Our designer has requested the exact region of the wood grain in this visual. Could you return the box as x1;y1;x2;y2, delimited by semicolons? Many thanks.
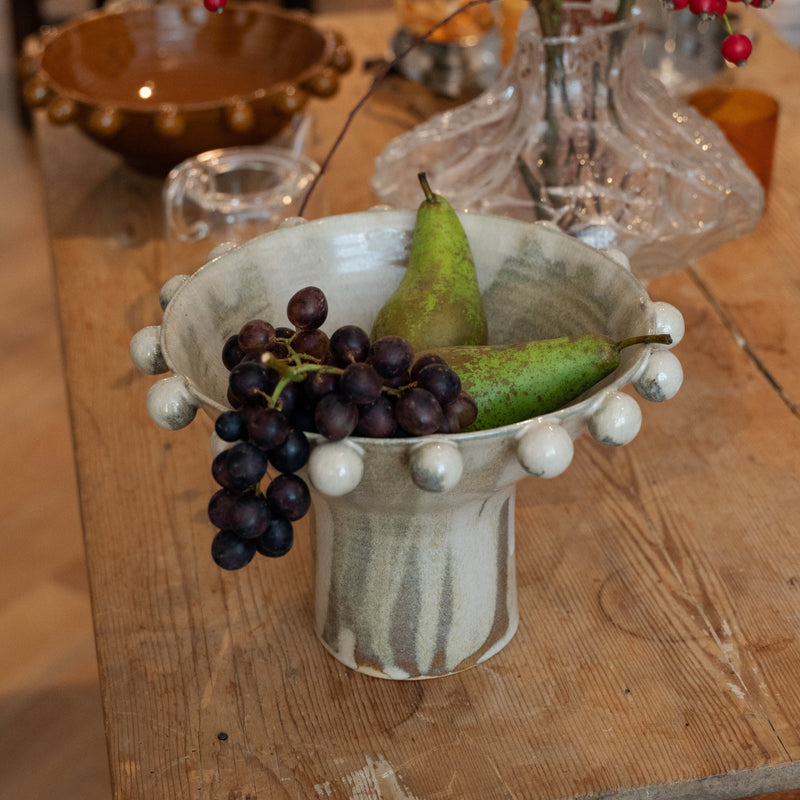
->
31;7;800;799
680;7;800;413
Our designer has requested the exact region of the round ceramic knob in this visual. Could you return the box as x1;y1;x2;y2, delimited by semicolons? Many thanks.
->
130;325;167;375
87;106;123;137
517;422;574;478
409;441;463;493
633;349;684;402
155;107;186;138
159;274;189;310
307;440;364;497
146;376;198;430
47;95;78;125
225;100;255;133
22;76;50;107
305;67;339;97
272;85;309;115
330;43;353;73
588;391;642;446
17;54;39;80
653;301;685;346
601;247;631;270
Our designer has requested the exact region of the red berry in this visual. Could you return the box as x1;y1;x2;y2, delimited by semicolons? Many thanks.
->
203;0;227;11
689;0;722;17
663;0;689;8
721;33;753;65
713;0;728;13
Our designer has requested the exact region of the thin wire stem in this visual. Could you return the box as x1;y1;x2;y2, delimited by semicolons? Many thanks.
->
297;0;493;217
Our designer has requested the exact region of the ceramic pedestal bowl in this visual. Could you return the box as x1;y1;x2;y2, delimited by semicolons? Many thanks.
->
19;1;351;174
130;209;684;680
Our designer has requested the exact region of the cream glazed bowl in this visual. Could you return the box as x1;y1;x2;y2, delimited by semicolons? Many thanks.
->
130;209;684;680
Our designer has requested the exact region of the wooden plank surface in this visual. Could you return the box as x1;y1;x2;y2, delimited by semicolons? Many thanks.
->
680;7;800;413
34;7;800;800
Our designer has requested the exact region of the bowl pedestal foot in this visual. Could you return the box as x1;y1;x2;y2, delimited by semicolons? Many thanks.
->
310;484;519;680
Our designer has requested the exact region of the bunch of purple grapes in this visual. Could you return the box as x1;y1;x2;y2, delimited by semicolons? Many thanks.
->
207;286;477;570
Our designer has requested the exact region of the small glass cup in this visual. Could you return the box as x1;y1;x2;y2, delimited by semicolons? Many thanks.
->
688;88;779;196
163;145;325;267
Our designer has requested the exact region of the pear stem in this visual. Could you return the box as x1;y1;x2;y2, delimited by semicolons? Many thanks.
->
418;172;436;203
617;333;673;350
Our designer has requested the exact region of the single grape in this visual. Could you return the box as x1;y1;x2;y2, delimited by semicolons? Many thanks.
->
339;362;383;405
211;449;234;488
204;0;227;12
305;369;339;399
273;379;305;417
208;488;237;528
267;429;310;473
291;328;330;360
287;286;328;330
275;326;295;340
214;442;268;490
246;406;289;450
228;492;272;540
367;336;414;378
215;410;246;442
314;392;359;440
228;361;273;403
238;319;276;354
222;334;245;370
256;517;294;558
410;352;447;380
266;474;311;521
440;392;478;433
416;363;462;406
355;395;397;438
395;387;443;435
329;324;371;365
211;529;256;570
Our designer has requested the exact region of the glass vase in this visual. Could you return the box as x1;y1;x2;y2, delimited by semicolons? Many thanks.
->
372;3;764;282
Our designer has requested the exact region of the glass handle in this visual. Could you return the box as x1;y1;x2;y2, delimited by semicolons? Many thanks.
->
163;165;210;243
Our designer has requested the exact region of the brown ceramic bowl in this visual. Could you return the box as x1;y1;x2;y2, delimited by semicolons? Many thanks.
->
19;1;352;174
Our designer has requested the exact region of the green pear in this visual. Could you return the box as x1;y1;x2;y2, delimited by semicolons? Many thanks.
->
431;333;672;431
371;173;488;351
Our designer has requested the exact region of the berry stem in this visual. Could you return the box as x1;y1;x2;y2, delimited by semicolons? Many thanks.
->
722;12;733;34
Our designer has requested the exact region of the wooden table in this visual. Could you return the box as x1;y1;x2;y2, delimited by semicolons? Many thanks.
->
34;6;800;799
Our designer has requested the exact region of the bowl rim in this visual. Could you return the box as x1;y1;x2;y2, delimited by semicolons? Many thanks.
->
36;0;338;113
159;209;660;445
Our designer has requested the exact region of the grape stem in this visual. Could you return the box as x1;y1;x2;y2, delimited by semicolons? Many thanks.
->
260;349;420;409
261;352;342;409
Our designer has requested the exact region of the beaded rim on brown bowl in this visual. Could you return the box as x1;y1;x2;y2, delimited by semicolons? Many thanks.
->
18;1;352;174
